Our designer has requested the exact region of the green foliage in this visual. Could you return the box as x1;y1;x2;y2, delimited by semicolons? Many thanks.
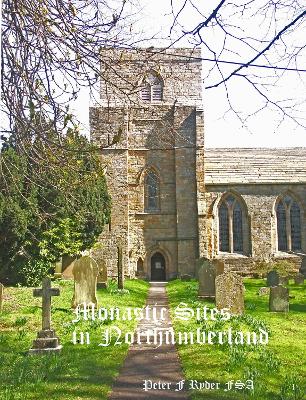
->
167;278;306;400
18;259;52;287
0;279;149;400
39;218;83;260
280;375;304;400
0;131;111;285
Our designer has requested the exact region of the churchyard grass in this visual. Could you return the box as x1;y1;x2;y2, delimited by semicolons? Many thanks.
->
167;279;306;400
0;279;149;400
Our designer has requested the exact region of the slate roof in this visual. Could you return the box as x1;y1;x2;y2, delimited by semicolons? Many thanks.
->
205;148;306;184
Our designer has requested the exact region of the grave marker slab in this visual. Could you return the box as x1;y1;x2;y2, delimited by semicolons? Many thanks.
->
269;285;289;312
54;258;62;279
266;270;279;287
96;258;108;289
279;276;289;286
294;273;304;285
216;272;245;315
198;258;216;298
29;277;62;354
72;256;98;308
211;259;225;276
117;246;124;289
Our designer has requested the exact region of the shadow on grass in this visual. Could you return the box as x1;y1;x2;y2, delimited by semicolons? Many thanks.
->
290;303;306;312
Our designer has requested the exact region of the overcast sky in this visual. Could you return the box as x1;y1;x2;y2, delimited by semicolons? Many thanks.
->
73;0;306;148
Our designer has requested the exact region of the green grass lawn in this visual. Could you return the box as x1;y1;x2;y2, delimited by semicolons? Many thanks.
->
167;279;306;400
0;279;149;400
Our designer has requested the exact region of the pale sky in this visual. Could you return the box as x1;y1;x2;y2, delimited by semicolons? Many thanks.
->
72;0;306;148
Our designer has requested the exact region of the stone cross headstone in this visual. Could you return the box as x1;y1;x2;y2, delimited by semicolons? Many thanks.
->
269;285;289;312
0;283;4;312
72;256;99;308
117;246;124;289
215;272;245;315
96;258;108;289
29;277;62;354
294;273;304;285
266;270;279;287
198;258;216;298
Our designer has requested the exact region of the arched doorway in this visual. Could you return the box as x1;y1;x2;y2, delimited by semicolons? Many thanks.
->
151;252;166;281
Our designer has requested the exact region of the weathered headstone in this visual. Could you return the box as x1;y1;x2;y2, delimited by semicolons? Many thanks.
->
266;270;279;287
279;276;289;285
215;272;245;315
301;255;306;278
181;274;192;281
117;246;124;289
0;283;4;312
211;259;225;276
258;287;270;296
198;258;216;298
54;258;62;279
29;277;62;354
96;258;108;289
72;256;99;308
269;285;289;312
294;273;304;285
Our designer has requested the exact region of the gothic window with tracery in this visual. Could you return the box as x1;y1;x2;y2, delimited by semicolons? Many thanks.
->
218;194;246;253
276;195;301;251
140;71;163;102
144;170;160;211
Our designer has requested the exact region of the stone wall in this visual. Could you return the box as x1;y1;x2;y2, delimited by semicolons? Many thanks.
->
202;183;306;274
89;48;205;279
95;47;203;112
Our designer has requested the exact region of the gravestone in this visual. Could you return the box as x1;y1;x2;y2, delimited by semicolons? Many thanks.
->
266;270;279;287
29;277;62;354
211;259;225;276
0;283;4;312
96;258;108;289
269;285;289;312
279;276;289;285
54;258;62;279
72;256;99;308
117;246;124;289
181;274;192;281
294;273;304;285
215;272;245;315
198;258;216;298
301;255;306;278
258;287;270;296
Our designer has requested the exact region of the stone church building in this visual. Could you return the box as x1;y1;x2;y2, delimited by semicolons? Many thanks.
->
89;48;306;280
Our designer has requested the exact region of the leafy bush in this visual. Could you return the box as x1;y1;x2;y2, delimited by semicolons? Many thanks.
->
18;259;52;286
0;131;111;285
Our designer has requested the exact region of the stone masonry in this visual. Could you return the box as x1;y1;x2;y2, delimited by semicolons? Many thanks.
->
89;48;306;280
90;48;205;280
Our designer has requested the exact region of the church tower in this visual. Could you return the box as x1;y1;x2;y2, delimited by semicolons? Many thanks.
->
90;47;205;280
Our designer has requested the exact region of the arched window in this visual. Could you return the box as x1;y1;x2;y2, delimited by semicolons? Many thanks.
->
144;170;160;211
276;195;301;251
140;71;163;102
218;194;246;253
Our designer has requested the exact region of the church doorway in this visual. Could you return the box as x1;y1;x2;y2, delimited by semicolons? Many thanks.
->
151;252;166;281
